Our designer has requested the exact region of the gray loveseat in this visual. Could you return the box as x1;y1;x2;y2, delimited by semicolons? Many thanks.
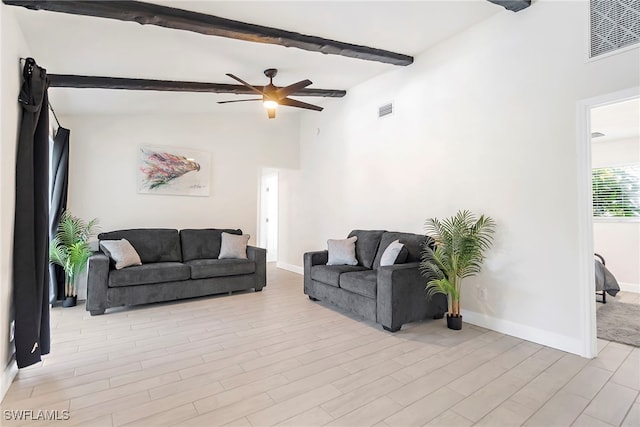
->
304;230;447;332
86;228;266;315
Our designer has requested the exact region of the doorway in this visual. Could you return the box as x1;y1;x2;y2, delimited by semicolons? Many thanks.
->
591;98;640;347
576;87;640;358
259;173;278;263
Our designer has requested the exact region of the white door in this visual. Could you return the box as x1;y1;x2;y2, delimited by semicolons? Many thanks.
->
259;174;278;262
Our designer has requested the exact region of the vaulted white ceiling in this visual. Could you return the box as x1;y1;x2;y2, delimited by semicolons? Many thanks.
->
11;1;502;115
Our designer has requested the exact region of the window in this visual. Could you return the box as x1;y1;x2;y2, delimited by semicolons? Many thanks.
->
592;164;640;218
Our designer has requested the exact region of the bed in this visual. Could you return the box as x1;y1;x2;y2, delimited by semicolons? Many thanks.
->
595;253;620;303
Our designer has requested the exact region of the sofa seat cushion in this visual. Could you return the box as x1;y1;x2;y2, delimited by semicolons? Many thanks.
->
186;259;256;279
310;265;367;287
339;270;378;299
108;262;190;287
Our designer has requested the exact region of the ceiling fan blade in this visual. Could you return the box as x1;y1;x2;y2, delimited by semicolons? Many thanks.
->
276;79;312;99
225;73;265;96
267;108;276;119
279;97;323;111
217;98;262;104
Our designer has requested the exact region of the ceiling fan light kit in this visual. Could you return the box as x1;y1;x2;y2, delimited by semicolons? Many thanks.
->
263;100;278;109
220;68;324;119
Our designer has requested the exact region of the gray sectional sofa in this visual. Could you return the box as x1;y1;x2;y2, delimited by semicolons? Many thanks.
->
304;230;447;332
86;228;266;315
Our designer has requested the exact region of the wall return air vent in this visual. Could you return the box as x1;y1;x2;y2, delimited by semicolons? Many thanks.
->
378;102;393;118
590;0;640;58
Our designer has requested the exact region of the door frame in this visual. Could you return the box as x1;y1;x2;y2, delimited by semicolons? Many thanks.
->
575;86;640;358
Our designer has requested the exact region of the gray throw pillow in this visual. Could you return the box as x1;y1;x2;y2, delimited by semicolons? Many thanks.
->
219;232;250;259
379;240;406;267
100;239;142;270
327;236;358;266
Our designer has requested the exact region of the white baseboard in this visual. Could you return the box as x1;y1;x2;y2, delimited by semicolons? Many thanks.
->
276;262;303;275
1;359;18;402
619;282;640;294
461;309;587;357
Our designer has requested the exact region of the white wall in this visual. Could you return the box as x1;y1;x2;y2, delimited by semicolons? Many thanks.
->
63;113;299;242
0;4;31;401
592;137;640;290
63;113;298;299
279;0;640;356
592;138;640;167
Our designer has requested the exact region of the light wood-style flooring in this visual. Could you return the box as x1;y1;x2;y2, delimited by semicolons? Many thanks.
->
1;266;639;426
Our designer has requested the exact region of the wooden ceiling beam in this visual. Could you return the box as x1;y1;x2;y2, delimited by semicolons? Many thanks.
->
486;0;531;12
4;0;414;66
48;74;347;98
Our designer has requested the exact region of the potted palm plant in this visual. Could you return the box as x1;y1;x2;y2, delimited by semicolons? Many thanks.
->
50;211;99;307
420;210;495;330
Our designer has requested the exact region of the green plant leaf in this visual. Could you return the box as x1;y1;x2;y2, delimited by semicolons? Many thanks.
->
421;210;495;311
49;211;99;295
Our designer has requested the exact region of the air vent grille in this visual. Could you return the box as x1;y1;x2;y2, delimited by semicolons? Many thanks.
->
590;0;640;58
378;103;393;118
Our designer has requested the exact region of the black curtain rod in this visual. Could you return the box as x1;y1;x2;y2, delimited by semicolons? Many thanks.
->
19;57;62;128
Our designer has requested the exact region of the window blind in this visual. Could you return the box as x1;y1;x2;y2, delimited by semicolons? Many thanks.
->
592;163;640;217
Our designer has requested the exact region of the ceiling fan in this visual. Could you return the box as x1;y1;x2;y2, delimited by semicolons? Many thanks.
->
218;68;323;119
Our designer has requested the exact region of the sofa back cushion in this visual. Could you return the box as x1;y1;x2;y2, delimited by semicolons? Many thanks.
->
347;230;385;269
373;231;433;269
180;229;243;261
98;229;182;263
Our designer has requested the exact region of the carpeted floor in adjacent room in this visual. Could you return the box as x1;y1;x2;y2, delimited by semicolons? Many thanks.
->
597;291;640;348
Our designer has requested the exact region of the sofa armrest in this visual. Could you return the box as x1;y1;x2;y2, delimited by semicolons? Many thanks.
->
86;252;110;315
303;250;328;296
248;246;267;290
377;262;447;331
304;250;328;268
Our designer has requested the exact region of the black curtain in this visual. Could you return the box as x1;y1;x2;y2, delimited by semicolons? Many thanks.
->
13;58;51;368
49;127;70;303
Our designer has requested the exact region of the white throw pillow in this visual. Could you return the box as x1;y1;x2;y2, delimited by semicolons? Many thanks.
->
100;239;142;270
379;240;405;267
327;236;358;266
219;232;250;259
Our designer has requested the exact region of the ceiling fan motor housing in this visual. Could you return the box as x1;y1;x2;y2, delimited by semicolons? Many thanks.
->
264;68;278;79
263;69;279;102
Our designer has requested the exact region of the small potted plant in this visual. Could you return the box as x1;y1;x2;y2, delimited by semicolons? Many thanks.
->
50;211;99;307
420;210;495;330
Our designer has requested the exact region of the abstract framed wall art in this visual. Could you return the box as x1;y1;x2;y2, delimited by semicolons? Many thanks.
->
138;145;211;196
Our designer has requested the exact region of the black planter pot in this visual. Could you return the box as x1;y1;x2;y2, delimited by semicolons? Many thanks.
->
62;296;77;308
446;314;463;330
